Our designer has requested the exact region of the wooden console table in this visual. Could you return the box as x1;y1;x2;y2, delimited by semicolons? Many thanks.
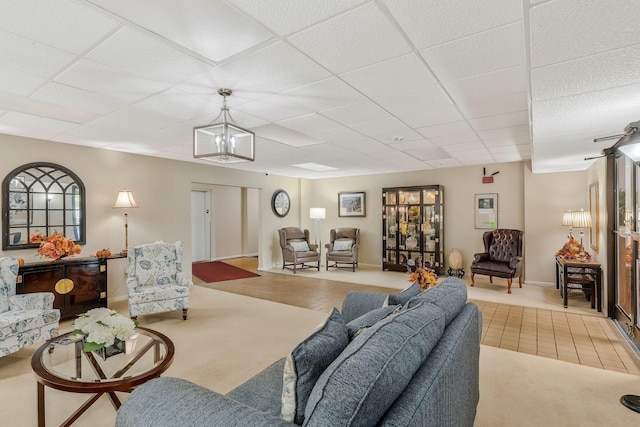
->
17;256;124;319
555;255;602;312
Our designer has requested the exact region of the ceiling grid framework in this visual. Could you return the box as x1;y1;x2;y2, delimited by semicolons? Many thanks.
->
0;0;637;177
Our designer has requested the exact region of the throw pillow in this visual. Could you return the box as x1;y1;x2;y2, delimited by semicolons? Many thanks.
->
289;241;310;252
345;305;401;340
387;282;421;306
281;308;348;424
333;239;353;251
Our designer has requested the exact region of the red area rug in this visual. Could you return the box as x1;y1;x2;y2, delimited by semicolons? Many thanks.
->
192;261;259;283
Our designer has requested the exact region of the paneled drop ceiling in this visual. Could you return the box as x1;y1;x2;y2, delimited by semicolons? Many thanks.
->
0;0;639;178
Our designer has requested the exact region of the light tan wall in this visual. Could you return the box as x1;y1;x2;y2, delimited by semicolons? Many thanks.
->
0;133;300;302
586;158;608;314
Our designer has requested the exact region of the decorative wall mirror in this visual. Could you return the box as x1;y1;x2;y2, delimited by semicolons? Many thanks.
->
2;162;86;250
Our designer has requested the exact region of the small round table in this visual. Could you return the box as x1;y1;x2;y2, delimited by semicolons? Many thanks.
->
31;326;174;427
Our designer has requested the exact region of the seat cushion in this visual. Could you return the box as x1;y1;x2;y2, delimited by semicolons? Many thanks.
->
128;284;190;304
471;261;514;276
303;301;445;427
0;309;60;338
282;308;348;424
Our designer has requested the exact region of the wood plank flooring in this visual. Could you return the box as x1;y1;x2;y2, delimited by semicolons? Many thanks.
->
196;257;640;375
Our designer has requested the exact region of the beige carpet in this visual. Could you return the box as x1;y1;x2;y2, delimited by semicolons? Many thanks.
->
1;285;639;426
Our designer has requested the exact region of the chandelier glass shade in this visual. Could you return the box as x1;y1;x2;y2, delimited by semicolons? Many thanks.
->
193;89;255;164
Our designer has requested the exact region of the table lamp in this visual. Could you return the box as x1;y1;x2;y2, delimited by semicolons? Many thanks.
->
571;209;591;253
309;207;326;249
113;189;138;255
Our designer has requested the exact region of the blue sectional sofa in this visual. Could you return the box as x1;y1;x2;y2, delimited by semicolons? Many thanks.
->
116;277;481;426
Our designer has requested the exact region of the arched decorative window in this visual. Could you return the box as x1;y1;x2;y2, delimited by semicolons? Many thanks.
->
2;162;85;250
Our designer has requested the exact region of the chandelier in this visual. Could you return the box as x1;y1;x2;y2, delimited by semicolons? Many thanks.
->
193;88;255;163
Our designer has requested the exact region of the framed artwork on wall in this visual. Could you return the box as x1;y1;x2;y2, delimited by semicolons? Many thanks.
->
474;193;498;229
338;191;366;217
589;181;599;251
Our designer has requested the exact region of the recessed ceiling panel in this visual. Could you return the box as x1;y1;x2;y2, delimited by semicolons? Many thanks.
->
443;67;528;105
87;0;275;63
282;78;365;112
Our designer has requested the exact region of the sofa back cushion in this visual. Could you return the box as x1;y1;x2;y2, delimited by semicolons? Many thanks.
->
387;282;421;306
406;277;467;326
281;308;348;425
0;257;19;313
128;241;180;287
303;301;445;427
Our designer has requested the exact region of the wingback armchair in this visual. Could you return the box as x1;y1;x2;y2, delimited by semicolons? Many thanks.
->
127;241;192;320
470;229;524;294
325;228;360;272
0;257;60;356
278;227;320;273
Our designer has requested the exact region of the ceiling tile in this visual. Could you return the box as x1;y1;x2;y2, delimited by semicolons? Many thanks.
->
477;125;530;140
135;88;216;119
288;2;411;74
531;44;640;102
88;0;274;63
430;133;480;147
33;82;126;115
0;111;78;139
351;118;424;144
282;77;365;111
218;41;331;93
375;85;453;115
416;121;474;138
0;30;76;79
321;101;390;127
420;22;525;82
0;68;46;96
395;104;463;128
468;111;529;132
443;66;528;105
383;0;522;49
225;0;367;36
455;92;528;119
235;94;313;122
55;59;170;104
530;0;640;68
0;0;119;54
277;113;342;135
86;27;210;84
340;53;437;99
87;105;186;135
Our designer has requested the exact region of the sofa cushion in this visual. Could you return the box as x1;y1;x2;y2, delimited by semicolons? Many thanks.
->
127;284;191;304
345;304;400;339
303;301;446;427
333;239;353;251
281;308;348;424
387;282;421;306
289;241;310;252
130;242;179;287
406;277;467;326
0;309;60;339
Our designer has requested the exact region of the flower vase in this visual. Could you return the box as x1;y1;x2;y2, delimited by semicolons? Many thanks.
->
92;338;126;360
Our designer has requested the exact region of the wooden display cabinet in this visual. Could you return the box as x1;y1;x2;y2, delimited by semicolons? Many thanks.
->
382;185;445;275
17;257;109;319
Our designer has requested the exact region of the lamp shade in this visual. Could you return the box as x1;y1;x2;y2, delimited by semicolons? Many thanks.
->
562;211;573;226
572;209;591;228
309;208;326;219
113;190;138;209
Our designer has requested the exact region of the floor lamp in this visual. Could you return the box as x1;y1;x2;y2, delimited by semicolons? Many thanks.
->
113;189;138;256
309;207;326;255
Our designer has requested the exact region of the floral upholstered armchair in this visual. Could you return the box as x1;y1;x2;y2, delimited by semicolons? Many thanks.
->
0;257;60;357
127;241;192;320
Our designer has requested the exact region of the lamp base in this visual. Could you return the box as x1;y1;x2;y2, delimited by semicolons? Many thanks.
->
621;394;640;413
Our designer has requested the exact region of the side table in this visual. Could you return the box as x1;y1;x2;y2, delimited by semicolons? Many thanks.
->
555;255;602;312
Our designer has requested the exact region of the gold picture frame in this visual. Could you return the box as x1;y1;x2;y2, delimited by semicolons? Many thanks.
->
589;181;599;252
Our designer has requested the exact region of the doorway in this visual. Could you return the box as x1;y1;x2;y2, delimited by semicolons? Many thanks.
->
191;190;211;262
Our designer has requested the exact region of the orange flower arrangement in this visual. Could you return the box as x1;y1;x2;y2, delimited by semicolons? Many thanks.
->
36;232;82;260
407;255;438;291
30;231;47;243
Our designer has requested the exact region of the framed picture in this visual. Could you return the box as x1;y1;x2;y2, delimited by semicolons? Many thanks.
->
475;193;498;229
589;181;599;252
338;191;366;217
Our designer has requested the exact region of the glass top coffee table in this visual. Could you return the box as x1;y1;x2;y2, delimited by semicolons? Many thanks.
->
31;326;174;427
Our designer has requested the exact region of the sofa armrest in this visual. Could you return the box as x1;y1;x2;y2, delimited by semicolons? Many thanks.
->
9;292;54;310
509;256;523;269
472;252;490;263
341;291;388;323
177;272;193;288
116;377;294;427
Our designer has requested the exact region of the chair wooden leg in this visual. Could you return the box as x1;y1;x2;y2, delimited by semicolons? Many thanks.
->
507;278;512;294
131;316;138;321
489;276;493;284
470;273;475;286
352;262;355;272
519;275;523;288
317;261;320;271
182;308;188;320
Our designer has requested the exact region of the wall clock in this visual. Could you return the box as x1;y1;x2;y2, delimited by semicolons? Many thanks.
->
271;189;290;218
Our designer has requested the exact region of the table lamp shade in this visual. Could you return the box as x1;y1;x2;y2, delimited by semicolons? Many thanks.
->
562;211;573;226
113;190;138;209
310;208;326;219
572;209;591;228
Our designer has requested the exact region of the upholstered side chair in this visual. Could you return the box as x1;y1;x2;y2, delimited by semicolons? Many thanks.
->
325;228;360;272
470;229;524;293
0;257;60;356
127;241;192;320
278;227;320;273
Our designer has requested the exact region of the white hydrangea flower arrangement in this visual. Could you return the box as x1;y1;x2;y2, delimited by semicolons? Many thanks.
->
73;307;138;352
